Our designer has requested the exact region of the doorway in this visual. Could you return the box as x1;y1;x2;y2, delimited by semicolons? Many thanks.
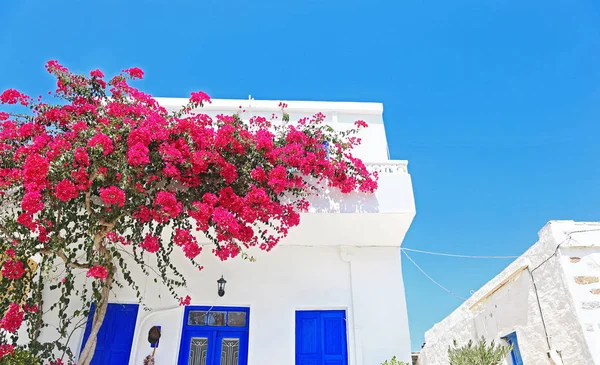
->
178;306;250;365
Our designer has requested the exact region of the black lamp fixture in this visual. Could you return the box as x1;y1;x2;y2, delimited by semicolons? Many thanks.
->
217;275;227;297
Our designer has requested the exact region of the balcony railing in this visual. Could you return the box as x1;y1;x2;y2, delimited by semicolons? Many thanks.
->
365;160;408;174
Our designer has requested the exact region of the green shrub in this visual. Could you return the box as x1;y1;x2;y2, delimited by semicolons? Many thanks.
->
381;356;410;365
448;337;511;365
0;349;41;365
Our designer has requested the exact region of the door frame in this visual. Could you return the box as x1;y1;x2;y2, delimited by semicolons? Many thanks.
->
178;306;250;365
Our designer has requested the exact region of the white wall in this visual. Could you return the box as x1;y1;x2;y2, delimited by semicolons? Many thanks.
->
560;244;600;364
37;245;411;365
342;247;412;364
419;221;600;365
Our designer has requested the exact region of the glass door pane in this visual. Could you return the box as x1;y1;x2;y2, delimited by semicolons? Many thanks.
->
216;332;246;365
220;338;240;365
188;337;209;365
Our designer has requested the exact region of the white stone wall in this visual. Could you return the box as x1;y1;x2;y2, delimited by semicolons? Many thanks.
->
419;221;600;365
37;245;412;365
560;243;600;363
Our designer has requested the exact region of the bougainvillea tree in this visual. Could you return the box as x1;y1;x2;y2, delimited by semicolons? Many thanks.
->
0;61;377;364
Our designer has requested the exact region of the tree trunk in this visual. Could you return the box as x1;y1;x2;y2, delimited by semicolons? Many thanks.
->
77;267;113;365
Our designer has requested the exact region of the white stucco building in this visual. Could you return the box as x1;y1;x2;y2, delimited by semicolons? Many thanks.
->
419;220;600;365
36;98;416;365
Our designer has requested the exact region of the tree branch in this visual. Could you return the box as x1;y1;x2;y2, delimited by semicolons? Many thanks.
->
54;249;91;269
85;174;97;216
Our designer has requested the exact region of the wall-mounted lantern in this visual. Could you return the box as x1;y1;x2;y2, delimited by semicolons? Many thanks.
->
217;275;227;297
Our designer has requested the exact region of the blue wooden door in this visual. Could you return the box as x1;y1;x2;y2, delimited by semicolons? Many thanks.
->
296;310;348;365
80;303;139;365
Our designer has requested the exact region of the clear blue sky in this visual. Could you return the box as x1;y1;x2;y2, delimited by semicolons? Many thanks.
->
1;0;599;352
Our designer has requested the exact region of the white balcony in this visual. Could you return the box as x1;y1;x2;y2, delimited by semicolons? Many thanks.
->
284;160;416;248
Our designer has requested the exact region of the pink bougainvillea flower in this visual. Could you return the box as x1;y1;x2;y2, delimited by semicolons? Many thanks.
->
22;154;49;186
1;260;25;280
179;295;191;306
153;191;182;219
0;89;30;105
1;303;24;333
354;120;368;128
21;191;44;214
127;142;150;166
123;67;144;79
23;304;38;313
88;133;114;155
140;234;160;253
99;186;125;207
55;179;78;201
89;69;104;78
86;265;108;280
0;344;14;359
190;91;211;104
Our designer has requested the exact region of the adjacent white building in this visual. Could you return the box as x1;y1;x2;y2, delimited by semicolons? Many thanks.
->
419;220;600;365
37;98;416;365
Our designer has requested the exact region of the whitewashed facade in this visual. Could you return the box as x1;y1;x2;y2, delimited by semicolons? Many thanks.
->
419;220;600;365
35;98;416;365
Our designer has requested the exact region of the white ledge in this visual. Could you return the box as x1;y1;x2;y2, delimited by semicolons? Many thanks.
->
155;97;384;115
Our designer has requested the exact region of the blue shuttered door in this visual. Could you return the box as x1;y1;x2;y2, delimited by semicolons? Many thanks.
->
296;311;348;365
80;303;139;365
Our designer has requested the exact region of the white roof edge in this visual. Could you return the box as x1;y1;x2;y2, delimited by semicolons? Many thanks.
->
154;97;384;115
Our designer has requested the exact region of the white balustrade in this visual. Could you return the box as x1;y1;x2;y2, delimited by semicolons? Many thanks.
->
365;161;408;174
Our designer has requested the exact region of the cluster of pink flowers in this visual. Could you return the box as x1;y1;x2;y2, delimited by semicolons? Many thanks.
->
99;186;125;207
0;344;14;359
179;295;191;306
123;67;144;79
0;89;30;105
174;229;202;259
86;265;108;280
154;191;183;219
106;232;130;245
140;234;160;253
22;303;38;313
1;260;25;280
88;133;114;155
55;179;78;201
0;303;23;333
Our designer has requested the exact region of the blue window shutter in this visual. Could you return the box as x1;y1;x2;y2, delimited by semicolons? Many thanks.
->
296;310;348;365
